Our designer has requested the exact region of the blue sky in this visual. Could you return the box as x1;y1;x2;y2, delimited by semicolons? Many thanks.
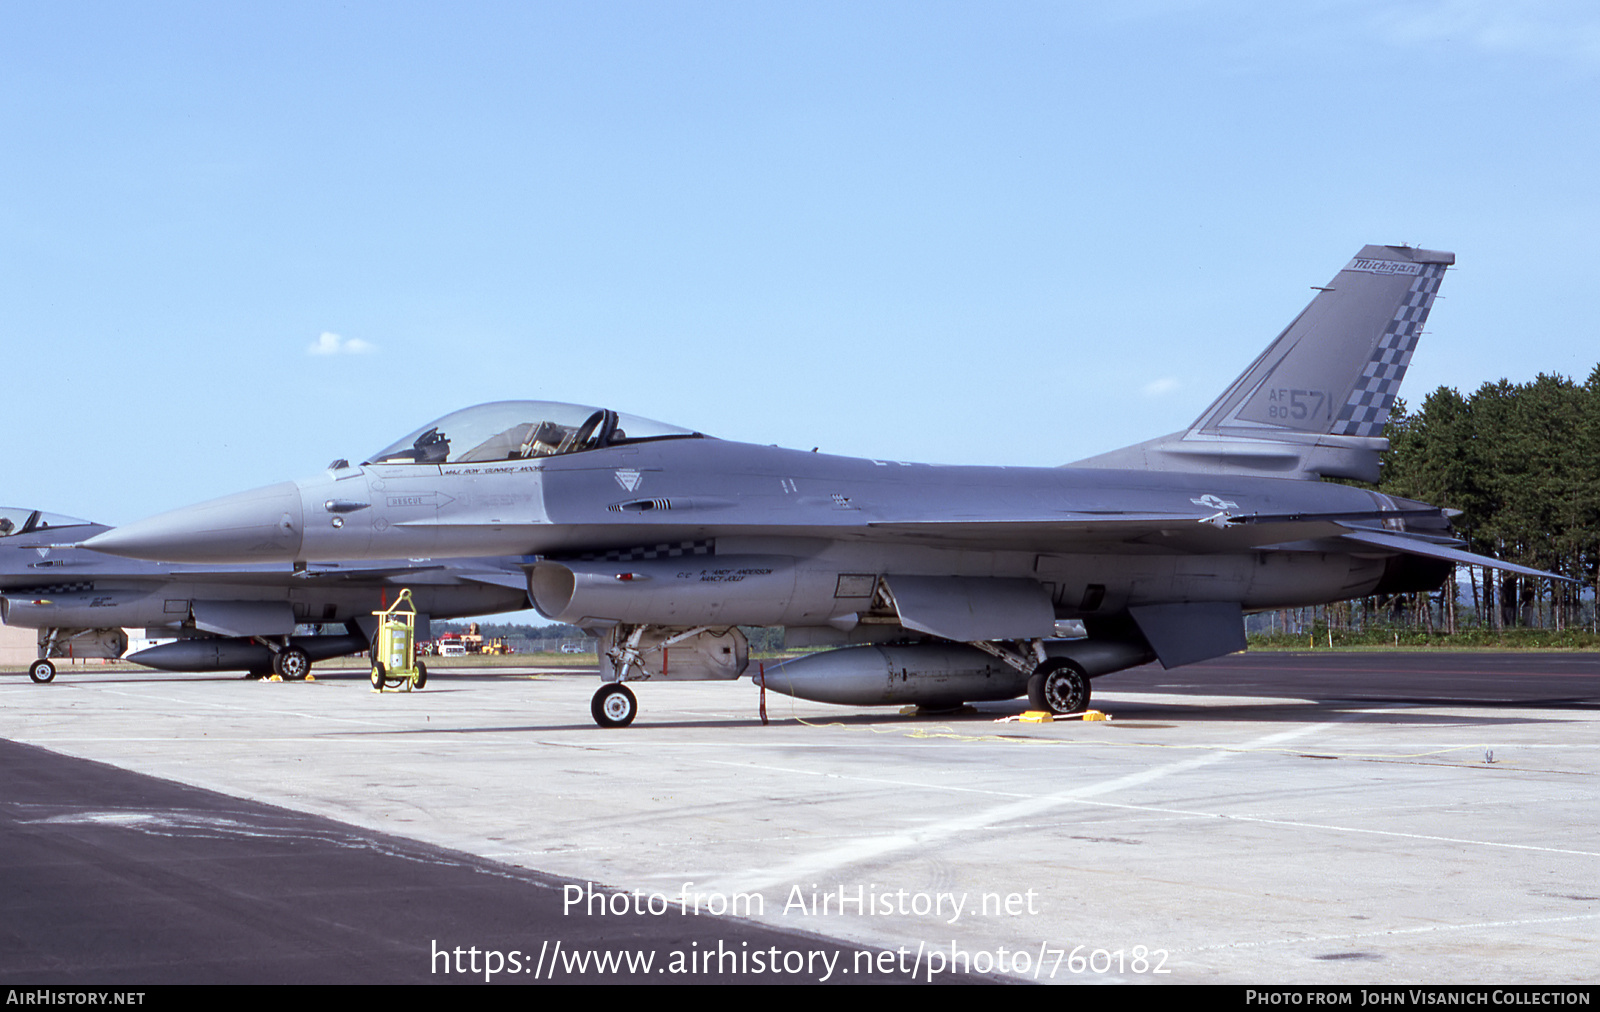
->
4;1;1598;524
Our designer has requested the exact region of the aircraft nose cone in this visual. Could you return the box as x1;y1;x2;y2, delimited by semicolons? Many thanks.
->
83;481;306;563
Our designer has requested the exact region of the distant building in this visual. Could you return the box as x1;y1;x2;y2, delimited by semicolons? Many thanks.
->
0;623;33;666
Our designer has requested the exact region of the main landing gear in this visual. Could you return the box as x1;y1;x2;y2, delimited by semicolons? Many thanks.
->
272;646;312;681
28;659;56;684
1027;658;1092;715
971;640;1094;716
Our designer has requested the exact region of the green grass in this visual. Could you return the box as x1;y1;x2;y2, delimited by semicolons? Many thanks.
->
1248;627;1600;651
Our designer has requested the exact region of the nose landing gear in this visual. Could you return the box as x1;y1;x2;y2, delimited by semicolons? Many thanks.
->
591;683;637;727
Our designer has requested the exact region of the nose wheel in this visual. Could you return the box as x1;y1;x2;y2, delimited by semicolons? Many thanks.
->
28;659;56;684
591;683;638;727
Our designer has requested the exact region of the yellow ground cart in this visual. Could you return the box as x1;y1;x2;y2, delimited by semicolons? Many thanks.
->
370;588;428;691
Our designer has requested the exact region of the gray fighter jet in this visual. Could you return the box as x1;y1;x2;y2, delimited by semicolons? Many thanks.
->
87;245;1559;725
1;506;529;682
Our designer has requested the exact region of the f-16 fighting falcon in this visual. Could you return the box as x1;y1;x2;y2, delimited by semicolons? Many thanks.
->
86;245;1559;726
1;506;530;682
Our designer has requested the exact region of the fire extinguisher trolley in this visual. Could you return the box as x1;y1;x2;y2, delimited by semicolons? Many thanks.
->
370;588;427;691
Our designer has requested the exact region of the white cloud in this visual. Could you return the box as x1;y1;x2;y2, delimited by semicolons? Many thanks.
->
309;332;376;355
1142;377;1181;397
1371;0;1600;65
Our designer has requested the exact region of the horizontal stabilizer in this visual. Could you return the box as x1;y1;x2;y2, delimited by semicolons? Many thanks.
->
1339;530;1570;581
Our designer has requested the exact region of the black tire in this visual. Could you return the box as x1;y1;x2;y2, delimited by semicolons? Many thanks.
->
591;683;637;728
370;662;386;690
277;647;311;681
1027;659;1091;715
414;662;427;690
28;659;56;684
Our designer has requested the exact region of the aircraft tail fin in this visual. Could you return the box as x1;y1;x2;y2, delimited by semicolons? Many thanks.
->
1071;244;1454;482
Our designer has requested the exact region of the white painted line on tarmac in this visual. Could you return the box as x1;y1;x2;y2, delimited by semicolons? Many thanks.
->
1060;797;1600;859
709;718;1347;893
1186;909;1600;954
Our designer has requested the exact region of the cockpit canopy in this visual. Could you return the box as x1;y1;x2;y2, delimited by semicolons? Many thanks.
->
0;508;93;538
364;400;704;466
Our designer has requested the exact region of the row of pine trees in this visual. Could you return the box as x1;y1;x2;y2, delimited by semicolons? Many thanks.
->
1344;366;1600;634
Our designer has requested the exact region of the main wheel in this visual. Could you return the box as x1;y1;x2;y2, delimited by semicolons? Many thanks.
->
276;647;311;681
1027;659;1091;715
591;683;637;728
28;659;56;684
414;662;427;690
370;662;387;690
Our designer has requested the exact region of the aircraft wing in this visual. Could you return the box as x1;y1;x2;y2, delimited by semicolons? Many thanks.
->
409;509;1427;558
855;515;1563;580
859;512;1374;554
389;513;1249;556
